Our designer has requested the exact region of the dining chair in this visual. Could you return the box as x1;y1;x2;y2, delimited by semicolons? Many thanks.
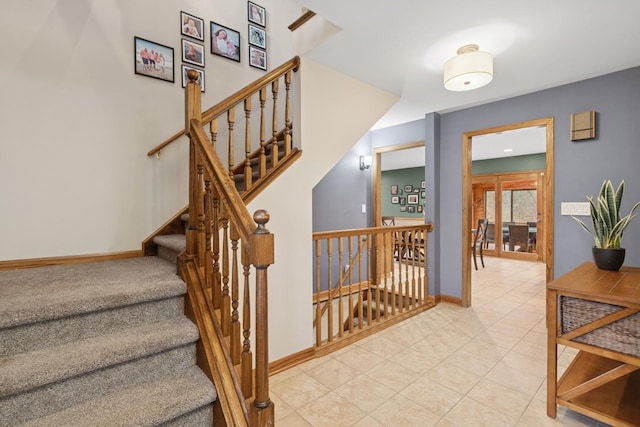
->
485;223;495;249
502;221;515;250
472;218;488;270
508;224;532;252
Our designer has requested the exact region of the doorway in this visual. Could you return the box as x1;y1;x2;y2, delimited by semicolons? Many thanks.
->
462;117;554;307
473;171;544;262
372;141;425;226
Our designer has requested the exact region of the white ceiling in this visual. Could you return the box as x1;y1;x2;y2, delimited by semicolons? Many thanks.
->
299;0;640;130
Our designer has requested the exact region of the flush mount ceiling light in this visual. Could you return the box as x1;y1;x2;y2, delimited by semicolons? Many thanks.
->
443;44;493;91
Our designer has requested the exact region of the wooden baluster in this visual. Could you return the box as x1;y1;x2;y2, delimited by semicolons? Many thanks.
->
270;80;279;168
337;237;344;338
244;97;253;190
367;234;374;326
259;87;267;177
284;70;292;156
221;216;231;336
241;242;253;398
347;236;354;333
388;231;396;316
197;165;208;266
357;236;364;330
327;238;333;341
315;239;322;346
227;107;235;179
209;118;218;151
212;197;222;309
249;210;275;427
230;224;241;364
204;181;214;292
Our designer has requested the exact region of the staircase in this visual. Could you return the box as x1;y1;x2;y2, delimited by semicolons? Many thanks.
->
0;256;216;426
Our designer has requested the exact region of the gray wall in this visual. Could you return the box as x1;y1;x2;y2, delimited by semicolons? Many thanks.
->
313;134;372;232
437;66;640;298
313;66;640;300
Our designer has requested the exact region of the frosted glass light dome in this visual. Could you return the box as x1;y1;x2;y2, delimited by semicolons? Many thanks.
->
444;44;493;91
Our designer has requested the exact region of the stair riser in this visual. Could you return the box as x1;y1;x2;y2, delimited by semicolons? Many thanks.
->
0;296;185;357
158;245;181;265
0;344;197;425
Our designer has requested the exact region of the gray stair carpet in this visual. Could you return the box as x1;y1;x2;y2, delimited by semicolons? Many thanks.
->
0;256;216;426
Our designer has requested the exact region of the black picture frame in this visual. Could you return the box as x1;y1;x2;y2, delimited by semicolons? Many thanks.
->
391;196;399;204
421;191;426;198
248;1;266;27
181;65;205;92
404;185;413;192
400;206;407;212
408;206;416;213
417;205;423;213
180;11;205;41
211;22;241;62
248;24;266;49
182;38;205;67
390;185;398;195
421;180;426;188
399;197;406;206
134;36;174;83
249;46;267;70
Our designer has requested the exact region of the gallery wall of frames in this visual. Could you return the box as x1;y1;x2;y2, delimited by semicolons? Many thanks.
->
134;2;268;91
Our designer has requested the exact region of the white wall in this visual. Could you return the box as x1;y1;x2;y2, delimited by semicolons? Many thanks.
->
250;59;397;360
0;0;300;261
0;2;398;363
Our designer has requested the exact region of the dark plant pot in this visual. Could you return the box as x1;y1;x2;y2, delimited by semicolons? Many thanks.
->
592;247;625;271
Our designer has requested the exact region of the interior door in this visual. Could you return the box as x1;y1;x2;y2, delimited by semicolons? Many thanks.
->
499;172;542;261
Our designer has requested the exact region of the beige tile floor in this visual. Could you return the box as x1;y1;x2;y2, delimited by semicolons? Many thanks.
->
270;257;611;427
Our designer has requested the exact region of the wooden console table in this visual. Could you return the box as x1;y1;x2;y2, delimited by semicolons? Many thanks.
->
547;262;640;426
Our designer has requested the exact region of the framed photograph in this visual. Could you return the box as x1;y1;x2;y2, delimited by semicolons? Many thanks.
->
399;197;406;206
404;185;413;192
408;206;416;213
181;65;205;92
390;185;398;195
417;205;423;213
391;196;399;204
421;180;426;189
211;22;240;62
248;1;266;27
421;191;426;198
134;37;174;83
248;24;266;49
408;194;419;205
414;188;420;193
180;11;204;41
400;206;407;212
182;39;205;67
249;46;267;70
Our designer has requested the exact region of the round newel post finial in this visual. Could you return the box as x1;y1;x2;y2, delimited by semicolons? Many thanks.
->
253;210;270;235
186;69;200;84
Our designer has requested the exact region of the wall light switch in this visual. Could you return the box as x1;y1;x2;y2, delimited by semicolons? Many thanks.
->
561;202;590;216
361;204;367;213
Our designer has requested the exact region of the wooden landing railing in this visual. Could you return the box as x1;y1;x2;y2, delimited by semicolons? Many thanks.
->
313;223;435;355
180;70;279;426
148;56;301;200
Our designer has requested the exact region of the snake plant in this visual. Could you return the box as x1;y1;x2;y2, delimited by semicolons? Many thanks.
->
572;179;640;249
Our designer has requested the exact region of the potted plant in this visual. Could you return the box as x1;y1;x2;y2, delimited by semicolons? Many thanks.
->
572;179;640;270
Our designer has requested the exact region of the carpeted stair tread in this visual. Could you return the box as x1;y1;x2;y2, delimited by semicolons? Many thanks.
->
0;318;199;398
153;234;186;253
19;366;216;427
0;257;185;329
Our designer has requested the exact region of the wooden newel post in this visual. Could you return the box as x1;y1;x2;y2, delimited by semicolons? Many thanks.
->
249;209;275;427
184;69;203;259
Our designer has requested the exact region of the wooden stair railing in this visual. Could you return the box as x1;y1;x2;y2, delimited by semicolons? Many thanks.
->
313;223;435;356
181;71;276;426
148;56;301;202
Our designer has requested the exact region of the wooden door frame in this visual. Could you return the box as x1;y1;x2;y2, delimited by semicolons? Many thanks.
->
372;140;425;226
462;117;554;307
